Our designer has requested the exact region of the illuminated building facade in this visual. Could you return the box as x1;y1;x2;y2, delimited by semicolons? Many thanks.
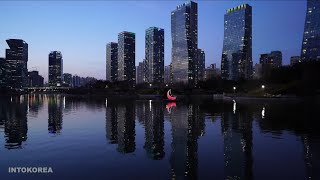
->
171;1;198;86
48;51;63;87
221;4;252;80
301;0;320;61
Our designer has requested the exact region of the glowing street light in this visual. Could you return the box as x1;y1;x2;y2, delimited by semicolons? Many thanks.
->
149;83;152;87
233;86;236;93
261;85;265;89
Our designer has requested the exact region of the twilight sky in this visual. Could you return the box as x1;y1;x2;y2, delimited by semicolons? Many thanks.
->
0;0;306;81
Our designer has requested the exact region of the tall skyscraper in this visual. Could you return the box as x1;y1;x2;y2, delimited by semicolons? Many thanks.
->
171;1;198;86
5;39;28;89
0;58;5;88
221;4;252;80
196;49;205;83
48;51;63;87
106;42;118;82
301;0;320;61
118;31;136;87
145;27;165;84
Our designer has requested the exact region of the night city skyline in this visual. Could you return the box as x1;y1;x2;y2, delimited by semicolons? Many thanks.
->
0;1;307;81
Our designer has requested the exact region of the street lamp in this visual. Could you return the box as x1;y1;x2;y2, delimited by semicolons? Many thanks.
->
233;86;236;93
165;84;168;87
149;83;152;87
261;85;265;89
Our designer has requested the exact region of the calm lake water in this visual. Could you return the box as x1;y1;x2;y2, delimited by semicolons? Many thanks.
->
0;95;319;180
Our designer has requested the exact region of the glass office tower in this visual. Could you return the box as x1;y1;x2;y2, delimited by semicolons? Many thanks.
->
118;31;136;87
171;1;198;86
48;51;63;87
221;4;252;80
301;0;320;61
106;42;118;82
5;39;28;89
145;27;164;85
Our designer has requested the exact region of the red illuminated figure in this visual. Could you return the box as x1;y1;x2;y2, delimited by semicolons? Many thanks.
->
167;89;176;101
166;102;176;114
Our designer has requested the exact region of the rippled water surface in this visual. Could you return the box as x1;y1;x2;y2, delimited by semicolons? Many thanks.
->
0;95;319;180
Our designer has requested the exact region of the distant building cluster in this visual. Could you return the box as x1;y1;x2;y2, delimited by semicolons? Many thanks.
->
0;42;96;89
1;0;320;89
204;64;221;80
252;1;320;80
253;51;283;79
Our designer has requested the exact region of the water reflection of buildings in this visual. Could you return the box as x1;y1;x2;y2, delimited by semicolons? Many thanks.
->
136;100;165;160
169;103;205;180
106;101;136;154
221;103;253;180
0;96;28;149
106;101;118;144
48;95;63;134
302;135;320;180
117;102;135;153
27;94;45;117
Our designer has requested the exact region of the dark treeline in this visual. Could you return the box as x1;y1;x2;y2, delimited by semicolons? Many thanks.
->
63;61;320;96
1;62;319;97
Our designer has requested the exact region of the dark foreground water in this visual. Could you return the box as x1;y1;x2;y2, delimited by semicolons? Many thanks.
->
0;95;319;180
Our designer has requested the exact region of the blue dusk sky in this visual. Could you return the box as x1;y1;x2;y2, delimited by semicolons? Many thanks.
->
0;0;306;81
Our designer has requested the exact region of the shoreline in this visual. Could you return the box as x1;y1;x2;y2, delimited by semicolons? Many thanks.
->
1;92;317;102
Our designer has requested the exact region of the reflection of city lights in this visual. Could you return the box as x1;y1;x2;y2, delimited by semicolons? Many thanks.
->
105;98;108;107
149;100;152;111
233;99;236;114
10;96;12;102
20;95;24;104
27;95;29;113
63;96;66;109
262;107;265;119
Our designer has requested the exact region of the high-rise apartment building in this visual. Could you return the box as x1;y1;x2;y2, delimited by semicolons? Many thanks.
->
106;42;118;82
118;31;136;87
145;27;164;84
48;51;63;87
